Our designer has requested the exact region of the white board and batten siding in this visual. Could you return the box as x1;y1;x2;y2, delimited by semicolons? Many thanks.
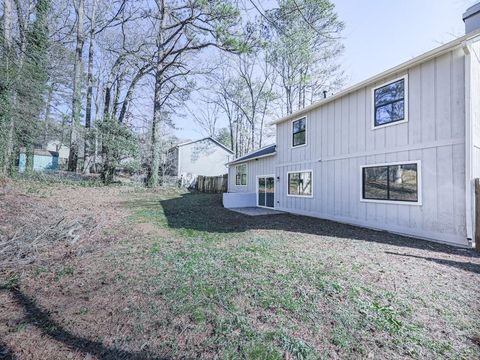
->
225;156;276;208
273;46;468;246
227;156;276;194
470;41;480;180
467;39;480;242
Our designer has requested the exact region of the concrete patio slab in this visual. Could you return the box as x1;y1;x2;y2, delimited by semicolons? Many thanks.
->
229;207;284;216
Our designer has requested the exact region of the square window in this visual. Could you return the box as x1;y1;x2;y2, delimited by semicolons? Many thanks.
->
288;171;312;196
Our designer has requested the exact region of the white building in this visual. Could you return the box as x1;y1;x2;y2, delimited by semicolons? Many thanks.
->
223;5;480;248
166;137;233;185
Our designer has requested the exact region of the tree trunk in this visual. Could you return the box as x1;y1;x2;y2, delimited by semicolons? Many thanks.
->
118;64;151;124
25;145;34;174
1;0;14;174
147;0;166;188
43;84;54;145
68;0;85;172
83;0;97;174
101;78;112;182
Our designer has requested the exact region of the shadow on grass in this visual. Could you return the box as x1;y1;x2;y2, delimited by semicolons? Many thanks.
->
385;251;480;275
128;191;480;259
0;340;16;360
1;286;169;360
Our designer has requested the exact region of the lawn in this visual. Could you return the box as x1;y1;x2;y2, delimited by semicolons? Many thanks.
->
1;181;479;359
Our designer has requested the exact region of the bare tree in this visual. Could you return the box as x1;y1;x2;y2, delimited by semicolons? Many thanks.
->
67;0;85;171
1;0;14;174
188;100;220;137
147;0;243;187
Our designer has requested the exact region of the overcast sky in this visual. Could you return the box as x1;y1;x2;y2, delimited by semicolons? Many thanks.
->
174;0;476;141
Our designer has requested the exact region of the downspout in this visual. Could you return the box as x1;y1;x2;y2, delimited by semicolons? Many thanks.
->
463;42;474;246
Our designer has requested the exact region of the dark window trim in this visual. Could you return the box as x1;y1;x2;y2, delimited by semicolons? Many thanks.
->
373;76;408;128
362;163;419;203
292;117;306;147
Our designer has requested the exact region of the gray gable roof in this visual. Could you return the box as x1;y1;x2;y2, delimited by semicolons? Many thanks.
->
228;144;276;165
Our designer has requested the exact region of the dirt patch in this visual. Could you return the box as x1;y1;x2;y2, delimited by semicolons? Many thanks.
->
1;185;479;359
136;222;170;238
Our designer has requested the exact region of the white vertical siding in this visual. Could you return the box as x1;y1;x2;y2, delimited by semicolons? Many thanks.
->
273;47;468;246
469;40;480;179
178;139;232;177
227;156;276;195
468;39;480;243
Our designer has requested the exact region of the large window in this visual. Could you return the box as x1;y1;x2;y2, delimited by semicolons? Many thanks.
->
288;171;312;197
373;76;407;128
292;117;306;147
362;162;419;203
235;164;247;186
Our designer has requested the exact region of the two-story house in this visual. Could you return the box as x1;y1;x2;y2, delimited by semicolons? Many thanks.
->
166;137;233;185
223;4;480;248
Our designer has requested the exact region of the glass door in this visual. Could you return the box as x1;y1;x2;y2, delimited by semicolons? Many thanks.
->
258;176;275;208
266;177;274;208
258;177;266;207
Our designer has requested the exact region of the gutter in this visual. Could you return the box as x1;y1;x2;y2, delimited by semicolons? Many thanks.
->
271;29;480;126
463;41;475;246
226;152;277;166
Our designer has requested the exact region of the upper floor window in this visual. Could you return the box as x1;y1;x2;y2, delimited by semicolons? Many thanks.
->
292;117;306;147
373;76;408;128
235;164;247;186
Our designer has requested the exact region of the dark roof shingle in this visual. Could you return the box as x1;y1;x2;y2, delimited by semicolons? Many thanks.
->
229;144;276;164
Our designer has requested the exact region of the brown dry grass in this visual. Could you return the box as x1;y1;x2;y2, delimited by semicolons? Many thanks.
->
0;181;479;359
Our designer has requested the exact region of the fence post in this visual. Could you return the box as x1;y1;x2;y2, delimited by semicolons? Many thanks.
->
475;179;480;252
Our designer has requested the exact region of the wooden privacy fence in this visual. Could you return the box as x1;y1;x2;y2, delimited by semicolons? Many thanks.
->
193;174;228;193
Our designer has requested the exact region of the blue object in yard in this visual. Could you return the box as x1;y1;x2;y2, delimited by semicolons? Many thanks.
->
18;149;59;172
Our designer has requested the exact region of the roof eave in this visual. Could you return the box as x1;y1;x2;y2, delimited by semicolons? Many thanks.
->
226;151;277;166
271;29;480;126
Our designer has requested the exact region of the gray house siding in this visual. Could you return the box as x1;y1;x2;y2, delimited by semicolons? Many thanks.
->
224;34;480;247
274;47;468;246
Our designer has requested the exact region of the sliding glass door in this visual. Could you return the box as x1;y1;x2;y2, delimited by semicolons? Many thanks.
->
257;176;275;208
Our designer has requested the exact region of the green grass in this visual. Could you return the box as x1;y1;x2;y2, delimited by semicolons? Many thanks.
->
124;191;479;359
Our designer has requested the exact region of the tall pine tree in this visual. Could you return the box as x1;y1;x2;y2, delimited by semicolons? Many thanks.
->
16;0;51;172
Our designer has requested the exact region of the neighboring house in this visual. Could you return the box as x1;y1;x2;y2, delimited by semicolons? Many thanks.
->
166;137;233;185
18;149;59;172
46;140;70;168
46;140;70;159
223;5;480;248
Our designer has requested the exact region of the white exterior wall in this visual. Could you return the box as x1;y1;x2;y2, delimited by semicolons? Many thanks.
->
227;155;277;194
468;39;480;244
272;47;468;246
178;139;232;181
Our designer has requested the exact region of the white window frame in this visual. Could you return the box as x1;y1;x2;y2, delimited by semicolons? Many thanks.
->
256;174;276;209
291;116;307;148
235;163;247;186
360;160;422;205
287;170;313;198
371;74;409;130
